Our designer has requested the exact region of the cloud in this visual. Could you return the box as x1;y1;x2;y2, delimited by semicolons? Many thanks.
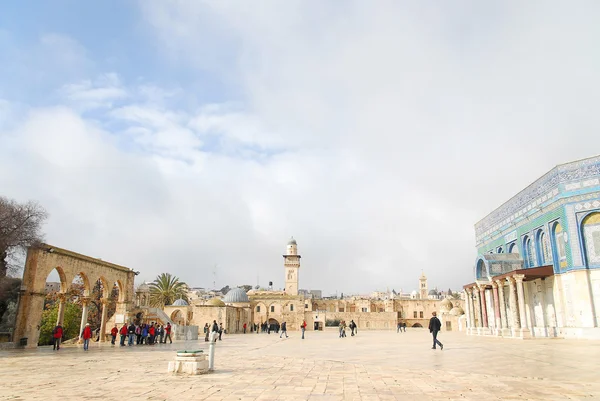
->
2;2;600;295
60;73;128;110
135;1;600;291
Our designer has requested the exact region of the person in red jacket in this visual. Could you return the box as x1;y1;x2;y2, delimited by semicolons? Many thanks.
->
110;324;118;345
165;323;172;344
81;323;92;351
243;323;247;334
52;323;63;350
119;323;128;346
148;324;156;345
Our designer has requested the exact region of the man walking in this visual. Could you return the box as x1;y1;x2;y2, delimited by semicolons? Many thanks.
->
428;312;443;350
52;323;63;350
301;320;307;339
280;321;288;338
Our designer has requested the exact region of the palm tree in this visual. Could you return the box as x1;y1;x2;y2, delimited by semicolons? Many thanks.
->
148;273;188;308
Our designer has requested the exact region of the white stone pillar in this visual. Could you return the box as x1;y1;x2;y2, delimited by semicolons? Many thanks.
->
99;299;108;342
515;274;528;328
56;293;66;326
79;297;90;339
507;277;520;331
464;289;472;329
468;287;476;328
495;279;508;331
537;279;548;336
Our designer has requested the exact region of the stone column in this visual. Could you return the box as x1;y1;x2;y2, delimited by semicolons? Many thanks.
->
491;281;501;330
56;293;67;326
79;297;90;338
478;284;488;328
538;279;548;336
468;287;476;328
507;277;520;329
515;274;528;329
495;279;508;330
464;289;472;329
99;299;109;342
475;289;483;327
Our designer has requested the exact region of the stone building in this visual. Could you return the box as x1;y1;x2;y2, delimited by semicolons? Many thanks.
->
146;238;464;334
464;155;600;339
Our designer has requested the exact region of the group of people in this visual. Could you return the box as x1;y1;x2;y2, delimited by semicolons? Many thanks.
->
50;322;100;351
338;320;357;337
203;321;225;341
110;322;173;347
50;312;444;351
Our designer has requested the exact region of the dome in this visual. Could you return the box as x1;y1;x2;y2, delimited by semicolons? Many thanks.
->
223;287;249;303
428;289;439;296
440;298;453;312
450;306;465;316
288;237;297;245
172;298;188;306
206;297;225;307
137;282;150;292
410;290;418;297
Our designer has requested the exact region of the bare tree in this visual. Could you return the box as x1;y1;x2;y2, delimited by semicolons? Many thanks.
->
0;196;48;277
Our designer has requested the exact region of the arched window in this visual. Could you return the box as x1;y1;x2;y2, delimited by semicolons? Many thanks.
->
552;222;567;269
476;259;487;279
581;212;600;267
508;242;519;254
535;230;551;265
523;235;535;267
497;247;504;254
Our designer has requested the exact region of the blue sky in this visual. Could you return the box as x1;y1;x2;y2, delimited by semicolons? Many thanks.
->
1;1;600;294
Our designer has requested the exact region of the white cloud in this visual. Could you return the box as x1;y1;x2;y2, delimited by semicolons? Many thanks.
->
2;2;600;295
60;73;127;110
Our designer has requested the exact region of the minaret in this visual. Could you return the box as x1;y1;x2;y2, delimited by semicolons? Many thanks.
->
283;237;301;295
419;271;428;300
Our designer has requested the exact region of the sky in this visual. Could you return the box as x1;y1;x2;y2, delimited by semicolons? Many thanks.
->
1;1;600;295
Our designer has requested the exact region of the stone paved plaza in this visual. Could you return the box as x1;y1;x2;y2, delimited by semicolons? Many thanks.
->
1;329;600;400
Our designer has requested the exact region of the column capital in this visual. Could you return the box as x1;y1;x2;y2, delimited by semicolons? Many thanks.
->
100;298;109;305
57;293;67;301
465;287;473;295
506;276;516;285
477;283;488;291
491;281;498;289
81;297;91;306
513;274;525;283
494;279;504;287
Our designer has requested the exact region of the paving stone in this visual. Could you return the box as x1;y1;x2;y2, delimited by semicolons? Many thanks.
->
1;330;600;400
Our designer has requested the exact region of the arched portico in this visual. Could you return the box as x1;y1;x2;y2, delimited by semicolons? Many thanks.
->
14;244;136;347
474;257;489;280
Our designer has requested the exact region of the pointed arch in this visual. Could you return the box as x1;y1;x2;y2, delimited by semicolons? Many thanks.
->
581;212;600;267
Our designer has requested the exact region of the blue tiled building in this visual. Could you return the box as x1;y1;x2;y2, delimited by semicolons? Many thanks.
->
464;155;600;339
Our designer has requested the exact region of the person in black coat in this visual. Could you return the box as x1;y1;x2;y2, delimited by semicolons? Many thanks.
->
428;312;443;350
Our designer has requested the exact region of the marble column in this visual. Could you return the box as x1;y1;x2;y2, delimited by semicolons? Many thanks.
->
495;279;508;330
468;287;476;327
99;299;109;342
538;279;548;335
79;297;90;338
56;293;67;326
515;274;528;329
491;282;501;329
507;277;520;329
478;284;489;328
464;289;472;329
475;289;483;327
